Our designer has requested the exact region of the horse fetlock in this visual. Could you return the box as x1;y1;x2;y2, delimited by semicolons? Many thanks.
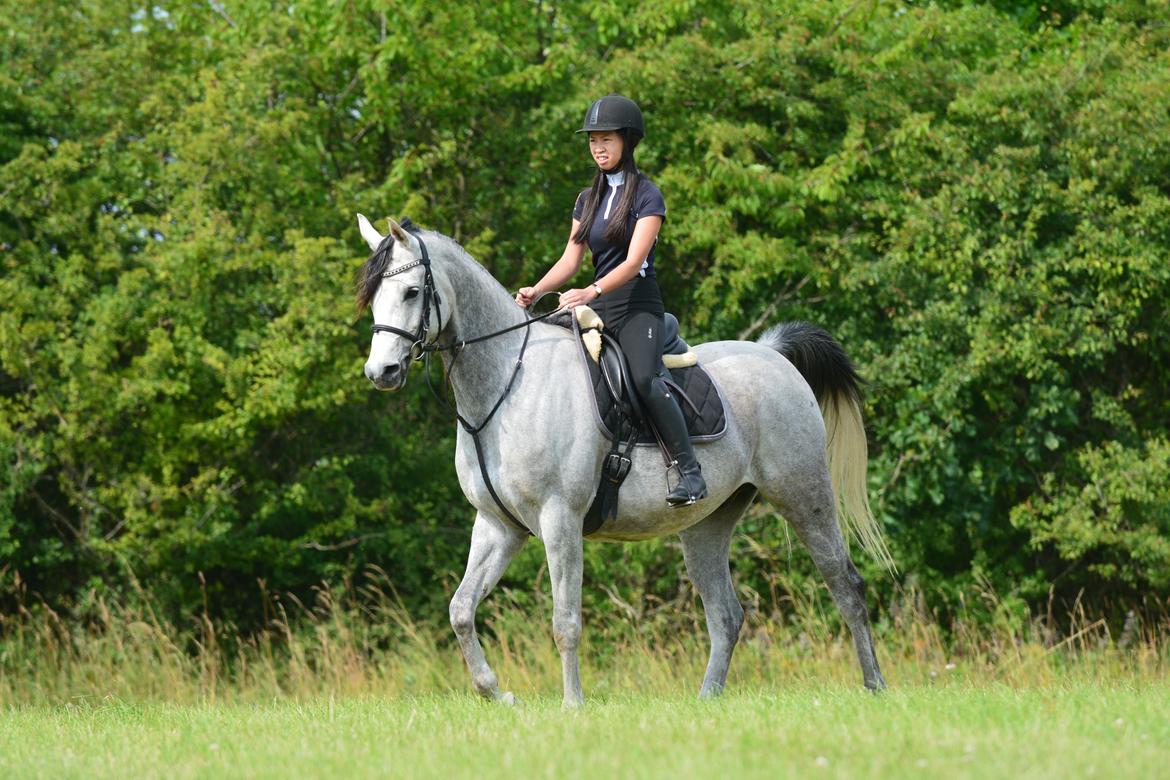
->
698;680;725;699
471;668;500;698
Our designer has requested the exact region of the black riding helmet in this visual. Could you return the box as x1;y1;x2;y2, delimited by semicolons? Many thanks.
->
576;94;644;142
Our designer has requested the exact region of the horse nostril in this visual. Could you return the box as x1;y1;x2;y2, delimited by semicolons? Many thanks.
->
365;362;399;383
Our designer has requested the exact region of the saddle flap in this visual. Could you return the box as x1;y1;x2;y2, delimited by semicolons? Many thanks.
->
600;332;646;422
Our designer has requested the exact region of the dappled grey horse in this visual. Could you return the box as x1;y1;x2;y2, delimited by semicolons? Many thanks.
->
357;215;893;706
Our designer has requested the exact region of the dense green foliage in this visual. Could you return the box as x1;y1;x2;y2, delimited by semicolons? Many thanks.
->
2;0;1168;628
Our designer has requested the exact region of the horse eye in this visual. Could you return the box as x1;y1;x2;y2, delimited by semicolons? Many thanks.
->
405;286;420;300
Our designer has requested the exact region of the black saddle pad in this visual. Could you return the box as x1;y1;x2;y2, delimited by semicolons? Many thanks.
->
575;326;728;446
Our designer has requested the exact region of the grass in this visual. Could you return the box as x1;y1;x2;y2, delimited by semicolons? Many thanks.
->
2;680;1168;779
1;568;1168;778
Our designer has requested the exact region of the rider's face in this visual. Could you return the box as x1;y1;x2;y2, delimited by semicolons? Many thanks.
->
588;132;624;172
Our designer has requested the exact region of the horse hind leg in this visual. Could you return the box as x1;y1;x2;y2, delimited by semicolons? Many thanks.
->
449;512;528;703
766;478;886;691
679;484;757;698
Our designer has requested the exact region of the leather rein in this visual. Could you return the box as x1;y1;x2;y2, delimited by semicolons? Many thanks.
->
369;220;558;533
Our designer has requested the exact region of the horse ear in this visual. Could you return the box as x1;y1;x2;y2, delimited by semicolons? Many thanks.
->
386;217;422;258
357;213;384;252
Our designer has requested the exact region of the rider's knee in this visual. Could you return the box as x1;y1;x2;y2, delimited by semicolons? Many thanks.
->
638;372;668;403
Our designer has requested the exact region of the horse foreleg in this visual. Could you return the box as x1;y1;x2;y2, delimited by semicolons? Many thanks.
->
679;485;755;698
450;512;528;703
541;504;585;708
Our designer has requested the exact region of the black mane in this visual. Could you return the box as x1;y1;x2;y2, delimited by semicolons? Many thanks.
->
355;235;397;312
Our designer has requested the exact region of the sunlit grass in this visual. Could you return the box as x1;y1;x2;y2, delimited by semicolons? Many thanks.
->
2;682;1168;779
1;568;1167;777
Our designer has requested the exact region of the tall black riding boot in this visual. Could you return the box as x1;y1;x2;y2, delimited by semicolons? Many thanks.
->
642;374;708;507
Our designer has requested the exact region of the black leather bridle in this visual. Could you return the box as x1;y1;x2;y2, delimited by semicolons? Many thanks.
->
369;220;443;362
367;219;559;534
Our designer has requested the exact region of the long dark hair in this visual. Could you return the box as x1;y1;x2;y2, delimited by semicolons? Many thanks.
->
573;128;642;246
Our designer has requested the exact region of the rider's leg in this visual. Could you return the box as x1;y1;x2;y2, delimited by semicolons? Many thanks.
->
619;311;707;507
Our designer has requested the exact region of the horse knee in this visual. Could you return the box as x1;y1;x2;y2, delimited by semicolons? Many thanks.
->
553;610;581;651
449;597;476;638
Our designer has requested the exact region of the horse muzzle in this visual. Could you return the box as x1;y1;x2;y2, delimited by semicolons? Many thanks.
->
364;359;409;391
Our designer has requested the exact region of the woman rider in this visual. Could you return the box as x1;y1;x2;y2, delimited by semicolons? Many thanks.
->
515;94;707;507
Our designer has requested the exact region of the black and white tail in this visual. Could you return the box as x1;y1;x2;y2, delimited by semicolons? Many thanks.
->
757;322;895;572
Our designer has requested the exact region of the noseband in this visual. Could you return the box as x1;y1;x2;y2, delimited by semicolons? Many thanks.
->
369;219;442;362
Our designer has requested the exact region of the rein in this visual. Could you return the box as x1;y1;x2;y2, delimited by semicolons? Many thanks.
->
369;220;561;532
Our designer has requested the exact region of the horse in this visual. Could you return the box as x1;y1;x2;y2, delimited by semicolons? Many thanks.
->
356;214;893;707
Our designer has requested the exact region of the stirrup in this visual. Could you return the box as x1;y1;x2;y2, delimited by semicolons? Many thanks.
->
665;460;707;508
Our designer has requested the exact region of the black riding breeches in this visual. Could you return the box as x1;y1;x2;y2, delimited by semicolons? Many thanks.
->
615;311;668;403
609;308;696;460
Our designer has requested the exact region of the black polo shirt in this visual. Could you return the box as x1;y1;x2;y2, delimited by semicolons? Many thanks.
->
573;172;667;282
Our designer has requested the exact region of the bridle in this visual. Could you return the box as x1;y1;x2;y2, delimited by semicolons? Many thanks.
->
367;219;560;533
369;219;443;362
370;218;560;360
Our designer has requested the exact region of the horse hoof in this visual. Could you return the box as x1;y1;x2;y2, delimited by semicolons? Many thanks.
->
497;691;518;706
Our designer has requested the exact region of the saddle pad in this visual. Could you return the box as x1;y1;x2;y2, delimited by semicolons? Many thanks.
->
577;335;728;446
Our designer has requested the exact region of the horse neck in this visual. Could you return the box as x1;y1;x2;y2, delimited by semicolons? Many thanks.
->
436;246;528;425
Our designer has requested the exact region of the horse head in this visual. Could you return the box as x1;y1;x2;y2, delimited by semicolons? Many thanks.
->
356;214;454;390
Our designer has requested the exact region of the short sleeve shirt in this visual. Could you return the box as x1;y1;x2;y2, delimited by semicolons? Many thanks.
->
573;175;667;282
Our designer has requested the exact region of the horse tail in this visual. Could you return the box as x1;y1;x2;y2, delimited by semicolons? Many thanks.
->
756;322;896;573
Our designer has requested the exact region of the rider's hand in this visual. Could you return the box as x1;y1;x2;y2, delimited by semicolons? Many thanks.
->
558;286;599;311
515;286;539;308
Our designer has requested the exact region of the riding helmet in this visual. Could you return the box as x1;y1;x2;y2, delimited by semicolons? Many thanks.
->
576;94;644;141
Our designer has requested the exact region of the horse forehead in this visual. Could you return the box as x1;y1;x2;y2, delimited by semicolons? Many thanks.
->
371;276;406;314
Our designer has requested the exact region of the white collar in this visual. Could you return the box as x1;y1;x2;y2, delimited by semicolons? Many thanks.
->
605;169;625;186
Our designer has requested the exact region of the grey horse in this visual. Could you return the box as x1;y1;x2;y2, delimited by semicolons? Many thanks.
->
357;215;894;707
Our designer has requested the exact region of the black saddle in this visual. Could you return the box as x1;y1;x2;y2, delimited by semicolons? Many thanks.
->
550;310;728;534
582;316;727;447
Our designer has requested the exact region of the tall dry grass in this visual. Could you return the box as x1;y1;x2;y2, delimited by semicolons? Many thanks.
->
1;565;1166;706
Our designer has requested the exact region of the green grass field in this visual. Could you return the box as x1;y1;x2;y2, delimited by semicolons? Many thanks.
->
3;578;1167;779
3;679;1168;779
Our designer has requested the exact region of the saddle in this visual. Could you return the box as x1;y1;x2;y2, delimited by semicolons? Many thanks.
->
552;306;728;534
